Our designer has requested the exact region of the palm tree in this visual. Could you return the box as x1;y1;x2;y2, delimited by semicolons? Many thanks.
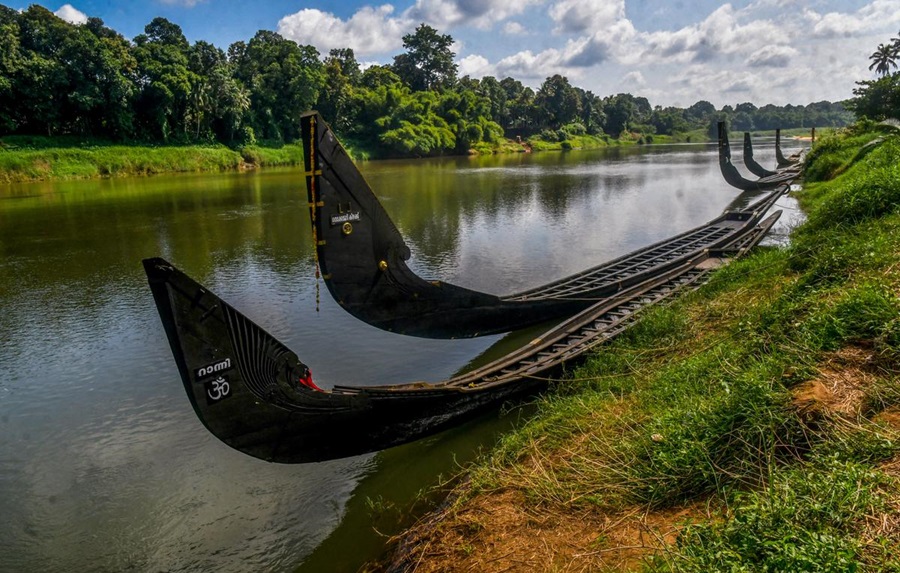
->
869;43;899;76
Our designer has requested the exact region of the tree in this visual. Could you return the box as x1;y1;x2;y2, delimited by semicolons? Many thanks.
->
576;89;605;134
868;43;899;77
476;76;506;126
392;24;457;91
649;106;689;135
187;40;248;141
231;30;324;141
497;77;534;132
603;93;643;136
849;75;900;120
326;48;361;84
686;100;716;126
317;48;361;131
0;7;24;132
71;17;136;137
534;74;581;130
133;18;194;140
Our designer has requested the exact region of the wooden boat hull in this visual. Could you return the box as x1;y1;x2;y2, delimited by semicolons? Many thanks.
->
143;258;543;463
302;111;784;339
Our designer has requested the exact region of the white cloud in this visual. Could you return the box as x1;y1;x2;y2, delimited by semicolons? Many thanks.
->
805;0;900;39
563;35;613;67
746;45;798;68
622;70;645;87
548;0;625;35
407;0;543;30
494;49;565;80
277;5;411;56
504;22;526;35
54;4;87;25
157;0;206;6
458;54;492;77
633;4;788;66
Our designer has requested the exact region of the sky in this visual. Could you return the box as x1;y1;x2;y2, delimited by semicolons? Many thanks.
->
13;0;900;108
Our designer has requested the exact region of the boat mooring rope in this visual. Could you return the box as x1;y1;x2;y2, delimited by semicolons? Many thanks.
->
308;116;321;312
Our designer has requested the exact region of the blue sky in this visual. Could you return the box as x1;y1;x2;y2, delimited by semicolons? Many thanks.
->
15;0;900;108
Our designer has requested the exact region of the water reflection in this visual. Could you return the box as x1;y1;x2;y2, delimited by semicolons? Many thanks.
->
0;141;800;571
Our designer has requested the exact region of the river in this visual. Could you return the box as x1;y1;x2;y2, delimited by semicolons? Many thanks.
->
0;140;802;571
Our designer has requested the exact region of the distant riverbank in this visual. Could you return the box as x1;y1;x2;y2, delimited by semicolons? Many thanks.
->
0;126;819;184
0;135;669;184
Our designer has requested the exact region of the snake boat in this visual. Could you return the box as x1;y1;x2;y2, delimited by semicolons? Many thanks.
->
302;112;789;339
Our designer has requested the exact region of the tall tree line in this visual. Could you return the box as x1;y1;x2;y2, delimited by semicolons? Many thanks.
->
0;6;852;154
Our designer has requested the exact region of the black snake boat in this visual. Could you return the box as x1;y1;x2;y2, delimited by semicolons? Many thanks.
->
718;122;799;191
142;191;783;463
742;132;778;178
775;128;801;167
302;111;788;339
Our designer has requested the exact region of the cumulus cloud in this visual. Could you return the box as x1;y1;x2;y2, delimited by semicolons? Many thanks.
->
54;4;87;25
277;5;410;56
493;49;566;80
549;0;625;35
746;45;798;68
633;4;787;67
407;0;543;30
622;70;646;87
458;54;492;77
805;0;900;39
157;0;206;6
504;21;526;35
563;35;612;67
273;0;896;107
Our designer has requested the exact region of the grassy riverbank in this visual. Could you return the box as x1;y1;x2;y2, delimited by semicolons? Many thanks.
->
0;127;825;184
386;122;900;572
0;139;304;184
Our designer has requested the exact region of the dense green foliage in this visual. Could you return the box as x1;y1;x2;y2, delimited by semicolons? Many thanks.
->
0;5;851;162
850;31;900;121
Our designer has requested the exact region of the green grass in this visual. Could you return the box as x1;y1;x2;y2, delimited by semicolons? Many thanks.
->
651;456;898;573
423;121;900;572
0;139;305;183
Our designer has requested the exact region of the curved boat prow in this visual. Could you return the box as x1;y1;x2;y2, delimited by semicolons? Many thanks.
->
775;128;801;167
143;257;353;463
301;111;521;338
143;257;543;462
718;122;796;191
742;132;778;178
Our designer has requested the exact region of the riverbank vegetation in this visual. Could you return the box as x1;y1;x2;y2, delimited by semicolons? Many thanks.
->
0;140;303;184
384;121;900;572
0;5;852;183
